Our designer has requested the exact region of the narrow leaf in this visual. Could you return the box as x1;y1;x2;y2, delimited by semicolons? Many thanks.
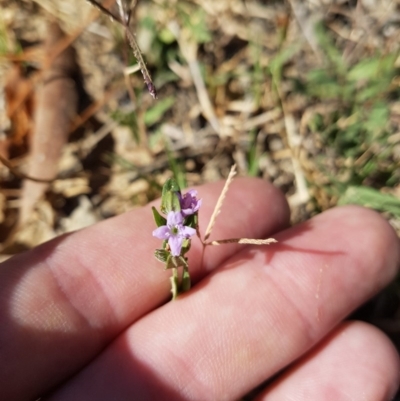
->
161;178;181;214
338;186;400;218
154;248;169;263
181;267;191;292
152;206;167;227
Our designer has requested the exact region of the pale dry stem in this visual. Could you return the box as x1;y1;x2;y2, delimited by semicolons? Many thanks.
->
203;164;237;242
207;238;277;246
168;21;221;134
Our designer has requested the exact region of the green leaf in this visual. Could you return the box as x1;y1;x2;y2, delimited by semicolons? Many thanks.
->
111;110;139;143
170;268;179;300
162;178;181;194
161;178;181;214
181;7;212;44
269;44;300;82
314;22;347;73
184;213;198;229
159;28;176;44
178;255;189;269
306;69;344;99
348;54;396;82
356;84;385;102
144;97;175;126
152;206;167;227
338;186;400;218
181;266;191;292
165;255;188;270
154;249;169;263
363;102;389;138
165;144;187;189
180;238;192;255
247;129;259;176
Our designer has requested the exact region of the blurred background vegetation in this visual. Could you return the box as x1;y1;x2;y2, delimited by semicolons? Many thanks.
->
0;0;400;397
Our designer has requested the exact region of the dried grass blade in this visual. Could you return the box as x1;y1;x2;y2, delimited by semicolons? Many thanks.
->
203;164;237;242
208;238;277;246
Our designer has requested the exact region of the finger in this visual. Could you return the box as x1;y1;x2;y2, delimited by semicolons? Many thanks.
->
45;206;400;401
0;178;289;401
258;321;400;401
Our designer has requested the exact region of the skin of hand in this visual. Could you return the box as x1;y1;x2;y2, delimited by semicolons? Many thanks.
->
0;178;399;401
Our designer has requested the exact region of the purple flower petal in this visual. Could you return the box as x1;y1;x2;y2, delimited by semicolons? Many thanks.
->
167;210;183;225
180;190;202;216
153;210;196;257
152;225;170;240
168;235;183;256
180;225;196;238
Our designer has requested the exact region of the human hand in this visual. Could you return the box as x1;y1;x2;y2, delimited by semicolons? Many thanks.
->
1;178;399;400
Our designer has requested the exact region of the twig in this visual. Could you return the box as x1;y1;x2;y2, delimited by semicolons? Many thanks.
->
0;155;54;183
116;0;130;24
86;0;125;26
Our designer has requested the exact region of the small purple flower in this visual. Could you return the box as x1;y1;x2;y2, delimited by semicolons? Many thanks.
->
152;211;196;256
179;190;202;216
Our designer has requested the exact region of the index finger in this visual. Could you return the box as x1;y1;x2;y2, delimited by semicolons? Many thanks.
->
0;178;290;401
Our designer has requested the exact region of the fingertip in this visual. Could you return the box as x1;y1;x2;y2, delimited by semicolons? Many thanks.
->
283;205;400;291
260;320;400;401
350;321;400;399
318;205;400;281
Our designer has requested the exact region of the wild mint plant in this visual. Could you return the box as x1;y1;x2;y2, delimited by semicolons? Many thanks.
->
152;179;201;300
152;165;277;300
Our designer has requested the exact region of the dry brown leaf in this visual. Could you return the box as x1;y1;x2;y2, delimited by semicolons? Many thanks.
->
11;200;56;249
58;195;98;233
3;64;35;152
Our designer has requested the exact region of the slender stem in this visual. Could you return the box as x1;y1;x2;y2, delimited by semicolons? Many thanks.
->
85;0;157;98
170;267;179;300
116;0;129;24
86;0;123;24
125;30;157;99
